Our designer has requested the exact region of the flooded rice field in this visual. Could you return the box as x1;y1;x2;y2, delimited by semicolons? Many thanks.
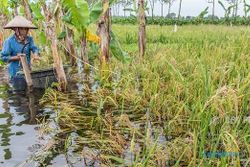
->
0;68;83;167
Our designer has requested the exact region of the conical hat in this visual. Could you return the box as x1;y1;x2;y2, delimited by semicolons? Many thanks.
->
4;16;37;29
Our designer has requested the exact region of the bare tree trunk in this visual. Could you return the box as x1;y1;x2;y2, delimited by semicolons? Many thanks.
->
14;7;18;16
168;2;171;16
244;0;247;18
232;4;235;18
123;6;126;17
116;4;118;16
99;0;110;65
80;35;89;69
150;1;154;19
21;0;32;20
138;0;146;58
51;29;67;91
235;0;238;17
178;0;183;21
113;5;116;16
42;3;67;91
161;2;163;17
65;29;77;66
212;0;215;21
118;4;120;16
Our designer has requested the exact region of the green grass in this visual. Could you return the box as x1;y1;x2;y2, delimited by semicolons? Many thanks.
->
36;25;250;166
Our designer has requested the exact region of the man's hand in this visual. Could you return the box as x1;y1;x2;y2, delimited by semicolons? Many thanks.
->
9;54;24;61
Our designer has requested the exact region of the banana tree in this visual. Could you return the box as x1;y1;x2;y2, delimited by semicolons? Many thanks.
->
62;0;104;68
195;7;209;24
233;0;239;18
8;0;19;16
98;0;110;65
122;0;149;17
20;0;32;20
218;1;236;20
30;0;68;91
138;0;146;57
243;0;250;18
62;0;130;65
116;0;146;58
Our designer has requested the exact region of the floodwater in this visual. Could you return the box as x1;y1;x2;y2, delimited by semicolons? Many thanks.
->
0;66;167;166
0;68;83;167
0;67;44;166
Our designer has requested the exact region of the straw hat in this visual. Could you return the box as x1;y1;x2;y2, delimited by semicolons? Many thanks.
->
4;16;37;29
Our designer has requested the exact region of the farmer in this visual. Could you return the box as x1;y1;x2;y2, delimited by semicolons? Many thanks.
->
0;16;40;86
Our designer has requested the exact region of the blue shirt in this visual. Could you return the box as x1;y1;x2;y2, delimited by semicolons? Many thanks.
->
0;35;39;79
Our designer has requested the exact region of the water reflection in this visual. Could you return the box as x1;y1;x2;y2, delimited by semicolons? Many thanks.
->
0;89;44;166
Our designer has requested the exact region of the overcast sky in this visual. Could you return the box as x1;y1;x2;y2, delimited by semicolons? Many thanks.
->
166;0;244;17
113;0;245;17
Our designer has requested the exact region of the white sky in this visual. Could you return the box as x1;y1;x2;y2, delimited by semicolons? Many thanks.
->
112;0;245;17
167;0;244;17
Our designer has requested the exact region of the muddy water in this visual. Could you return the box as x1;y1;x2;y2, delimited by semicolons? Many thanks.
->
0;67;43;166
0;66;166;166
0;67;86;167
0;68;64;166
0;91;42;166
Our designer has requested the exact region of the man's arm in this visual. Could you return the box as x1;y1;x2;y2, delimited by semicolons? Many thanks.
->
1;39;22;62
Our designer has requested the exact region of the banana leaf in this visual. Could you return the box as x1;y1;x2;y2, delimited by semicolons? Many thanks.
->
110;31;131;63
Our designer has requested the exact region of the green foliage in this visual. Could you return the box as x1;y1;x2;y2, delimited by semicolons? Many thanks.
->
57;31;66;40
38;31;47;45
0;0;8;7
88;42;99;62
18;6;25;16
62;0;129;63
89;0;102;24
8;0;19;9
62;0;90;31
0;0;9;15
110;31;131;63
0;60;4;66
62;0;104;33
197;7;209;19
30;2;45;20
